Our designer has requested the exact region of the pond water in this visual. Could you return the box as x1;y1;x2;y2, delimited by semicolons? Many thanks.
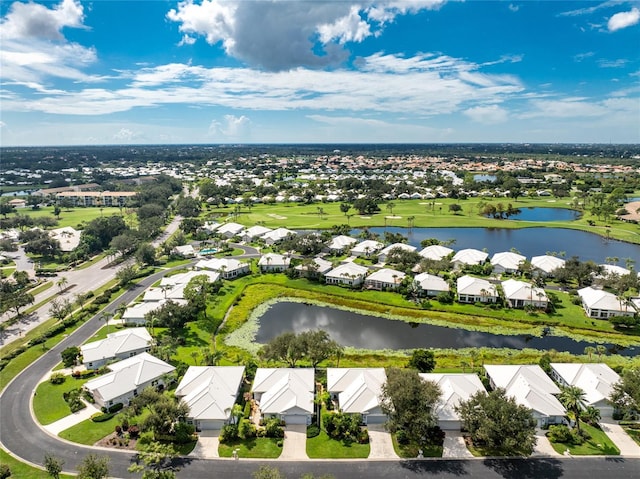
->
352;227;640;263
256;302;638;356
510;207;580;222
473;174;497;183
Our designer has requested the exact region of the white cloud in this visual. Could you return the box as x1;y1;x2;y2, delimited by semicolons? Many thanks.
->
573;52;595;62
166;0;451;70
1;0;85;40
113;128;141;143
519;95;639;119
463;105;508;124
559;1;626;17
608;7;640;31
508;4;520;13
209;114;251;138
598;58;628;67
0;121;6;128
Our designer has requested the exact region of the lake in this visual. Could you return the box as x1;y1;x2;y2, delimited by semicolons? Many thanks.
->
256;302;639;356
352;227;640;263
473;174;497;182
510;207;580;222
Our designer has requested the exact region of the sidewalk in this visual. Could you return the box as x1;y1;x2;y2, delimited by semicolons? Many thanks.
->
43;400;102;436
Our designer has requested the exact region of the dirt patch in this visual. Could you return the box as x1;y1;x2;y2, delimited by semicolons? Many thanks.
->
95;431;139;451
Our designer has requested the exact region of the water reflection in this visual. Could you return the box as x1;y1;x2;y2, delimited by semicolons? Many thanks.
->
257;302;638;356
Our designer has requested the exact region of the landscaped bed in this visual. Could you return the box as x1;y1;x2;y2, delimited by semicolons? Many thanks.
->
547;423;620;455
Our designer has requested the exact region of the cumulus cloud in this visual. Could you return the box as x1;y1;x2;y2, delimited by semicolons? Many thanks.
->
0;0;98;85
209;114;251;138
167;0;450;70
608;7;640;31
112;128;141;142
463;105;508;124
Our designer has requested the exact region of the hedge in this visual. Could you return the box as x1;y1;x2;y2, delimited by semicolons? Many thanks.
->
91;412;115;422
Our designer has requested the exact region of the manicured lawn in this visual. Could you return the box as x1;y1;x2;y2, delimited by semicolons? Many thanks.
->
58;414;121;445
0;448;74;479
623;427;640;447
548;423;620;455
391;434;443;458
33;376;91;425
218;437;282;458
306;430;370;459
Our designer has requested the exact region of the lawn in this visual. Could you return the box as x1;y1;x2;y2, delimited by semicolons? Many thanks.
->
218;437;282;458
623;426;640;447
390;434;443;458
0;448;74;479
306;430;370;459
58;414;121;445
548;423;620;455
33;375;91;425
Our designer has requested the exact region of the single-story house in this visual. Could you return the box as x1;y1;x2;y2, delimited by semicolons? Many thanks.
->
364;268;406;290
413;272;449;297
241;225;272;242
202;221;220;233
121;301;170;326
172;244;196;258
325;262;369;287
502;279;548;309
531;255;566;277
49;226;81;252
599;264;632;279
350;240;384;258
175;366;246;430
418;245;454;261
327;235;358;254
484;364;566;427
490;251;526;275
550;363;620;418
143;270;220;302
252;368;315;425
258;253;291;273
327;368;387;425
216;222;245;238
84;352;175;409
456;275;498;303
451;249;488;270
295;257;333;278
419;373;486;430
81;327;152;370
377;243;416;263
195;257;250;279
577;287;636;319
261;227;297;245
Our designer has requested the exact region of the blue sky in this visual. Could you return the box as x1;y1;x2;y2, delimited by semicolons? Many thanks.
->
1;0;639;146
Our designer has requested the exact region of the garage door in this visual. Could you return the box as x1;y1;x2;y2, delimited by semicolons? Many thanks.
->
284;415;309;425
438;420;461;431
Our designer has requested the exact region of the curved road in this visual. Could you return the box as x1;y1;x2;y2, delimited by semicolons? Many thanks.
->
1;251;639;477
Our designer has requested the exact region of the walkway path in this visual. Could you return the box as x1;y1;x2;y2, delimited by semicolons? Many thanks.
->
442;431;473;458
280;424;308;460
600;419;640;457
43;400;102;436
367;424;398;459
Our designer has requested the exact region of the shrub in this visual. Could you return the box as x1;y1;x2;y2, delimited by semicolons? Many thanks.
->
220;424;239;443
127;425;140;439
306;425;320;438
174;422;196;444
0;463;10;479
108;402;124;414
276;440;283;447
396;429;410;445
238;418;257;439
264;417;284;438
358;428;369;444
115;425;122;435
49;372;67;385
547;425;573;443
91;412;115;422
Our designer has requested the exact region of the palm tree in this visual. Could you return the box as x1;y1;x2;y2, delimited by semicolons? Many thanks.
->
584;346;596;362
582;405;601;426
596;344;607;360
56;277;68;292
100;311;113;334
559;385;587;434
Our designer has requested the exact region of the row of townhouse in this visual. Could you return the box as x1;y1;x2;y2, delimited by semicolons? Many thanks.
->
54;191;137;207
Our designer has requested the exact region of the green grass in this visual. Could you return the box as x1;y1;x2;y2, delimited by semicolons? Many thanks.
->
306;430;370;459
548;423;620;455
33;376;91;425
218;437;282;458
18;206;125;229
623;427;640;447
390;434;443;458
58;414;121;445
0;448;74;479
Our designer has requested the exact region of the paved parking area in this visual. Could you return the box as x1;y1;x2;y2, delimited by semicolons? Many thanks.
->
442;431;473;458
367;424;398;459
280;424;308;460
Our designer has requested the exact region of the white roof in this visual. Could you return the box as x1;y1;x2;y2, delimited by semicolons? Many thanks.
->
49;226;81;252
295;257;333;274
484;365;565;417
451;248;488;265
122;301;166;320
196;257;247;272
366;268;406;284
418;245;454;261
578;287;635;313
173;244;195;255
550;363;620;407
258;253;291;267
243;225;272;238
327;368;386;415
253;368;314;415
599;264;632;277
379;243;416;255
351;240;384;254
84;352;175;403
456;275;497;297
328;235;358;250
216;222;245;235
419;373;486;422
261;227;296;242
161;270;221;287
81;328;152;363
502;279;547;302
175;366;245;421
531;255;566;274
491;251;526;270
414;272;449;292
326;262;369;279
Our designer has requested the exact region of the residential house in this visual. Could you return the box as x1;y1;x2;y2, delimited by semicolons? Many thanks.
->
175;366;246;430
81;327;152;370
252;368;315;425
195;257;250;279
121;301;173;326
216;222;245;238
456;275;498;303
143;270;220;302
377;243;416;263
172;244;196;258
502;279;548;309
413;273;450;297
327;368;387;425
419;373;486;430
418;245;454;261
325;262;369;287
550;363;620;418
451;249;488;270
484;365;566;427
49;227;81;252
364;268;406;290
531;255;566;277
490;251;526;275
577;287;636;319
327;235;358;254
241;225;272;242
261;227;297;245
350;240;384;258
258;253;291;273
84;353;175;409
295;257;333;278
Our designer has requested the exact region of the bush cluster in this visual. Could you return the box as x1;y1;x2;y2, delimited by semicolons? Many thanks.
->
49;372;66;385
547;424;590;445
91;412;115;422
63;388;86;413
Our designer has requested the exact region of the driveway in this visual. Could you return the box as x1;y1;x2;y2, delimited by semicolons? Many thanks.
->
43;401;102;436
532;428;562;457
280;424;308;460
600;418;640;457
442;430;473;458
367;424;397;459
190;430;220;459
